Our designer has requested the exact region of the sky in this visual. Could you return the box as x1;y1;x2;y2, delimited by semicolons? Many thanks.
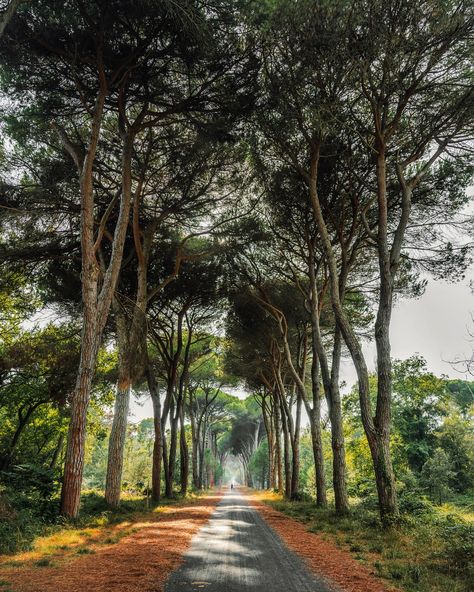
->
129;270;474;423
340;272;473;388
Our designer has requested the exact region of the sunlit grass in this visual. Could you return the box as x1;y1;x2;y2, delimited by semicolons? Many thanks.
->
0;523;135;568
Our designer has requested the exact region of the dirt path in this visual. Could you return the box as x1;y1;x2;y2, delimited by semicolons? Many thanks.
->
0;489;395;592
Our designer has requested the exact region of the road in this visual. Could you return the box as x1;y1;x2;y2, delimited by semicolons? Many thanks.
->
165;489;335;592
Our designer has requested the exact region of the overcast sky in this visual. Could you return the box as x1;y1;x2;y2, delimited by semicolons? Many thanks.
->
340;271;474;388
129;270;474;423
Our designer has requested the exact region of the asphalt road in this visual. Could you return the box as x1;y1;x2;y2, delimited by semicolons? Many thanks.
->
165;489;335;592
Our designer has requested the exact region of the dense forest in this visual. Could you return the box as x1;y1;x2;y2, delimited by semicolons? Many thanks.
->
0;1;473;591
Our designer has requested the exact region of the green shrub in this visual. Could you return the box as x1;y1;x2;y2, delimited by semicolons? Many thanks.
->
438;523;474;576
0;467;61;555
398;491;435;516
1;465;59;499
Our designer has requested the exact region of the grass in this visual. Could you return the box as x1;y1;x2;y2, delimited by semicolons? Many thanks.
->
257;491;474;592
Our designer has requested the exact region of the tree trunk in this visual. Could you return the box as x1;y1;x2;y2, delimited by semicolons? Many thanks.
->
104;378;130;506
329;329;350;514
261;397;274;489
0;405;38;470
367;430;398;521
167;410;179;498
50;432;65;470
372;149;398;520
290;394;301;499
190;413;199;489
60;316;101;517
180;406;189;495
307;147;397;521
309;244;349;513
273;392;283;492
163;404;178;498
60;116;135;517
280;401;292;499
105;309;131;507
146;363;162;503
198;427;206;490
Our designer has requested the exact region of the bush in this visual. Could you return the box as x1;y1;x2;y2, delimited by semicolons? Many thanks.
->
438;522;474;576
0;464;59;499
398;491;435;516
0;503;39;554
0;465;62;555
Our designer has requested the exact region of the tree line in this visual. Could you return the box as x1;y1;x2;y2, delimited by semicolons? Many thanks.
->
0;0;473;529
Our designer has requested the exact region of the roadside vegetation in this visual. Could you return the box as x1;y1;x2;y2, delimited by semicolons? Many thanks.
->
263;492;473;592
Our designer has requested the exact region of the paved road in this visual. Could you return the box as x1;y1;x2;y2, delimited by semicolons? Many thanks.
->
165;489;334;592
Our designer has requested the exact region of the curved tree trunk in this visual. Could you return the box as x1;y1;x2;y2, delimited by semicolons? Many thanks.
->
0;404;39;470
50;432;65;470
308;147;398;522
60;120;135;517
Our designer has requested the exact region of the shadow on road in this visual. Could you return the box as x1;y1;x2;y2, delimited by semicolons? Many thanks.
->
165;489;333;592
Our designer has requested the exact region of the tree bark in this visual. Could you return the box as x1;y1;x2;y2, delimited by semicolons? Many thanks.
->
104;377;130;506
308;261;345;511
180;404;189;495
146;361;162;503
190;411;200;489
329;328;350;513
308;376;327;510
272;390;283;492
105;309;131;506
371;148;398;520
290;393;301;499
60;102;135;516
60;321;101;517
261;394;274;489
280;398;292;499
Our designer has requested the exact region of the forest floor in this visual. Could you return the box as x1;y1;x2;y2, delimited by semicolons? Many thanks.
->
0;491;222;592
0;488;404;592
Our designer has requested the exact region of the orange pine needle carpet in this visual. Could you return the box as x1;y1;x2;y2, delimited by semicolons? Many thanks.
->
0;493;221;592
